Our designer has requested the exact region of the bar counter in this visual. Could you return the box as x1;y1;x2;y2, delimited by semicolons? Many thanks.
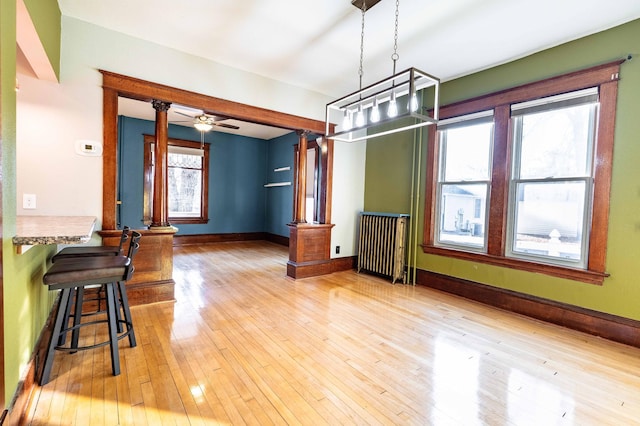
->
13;216;97;253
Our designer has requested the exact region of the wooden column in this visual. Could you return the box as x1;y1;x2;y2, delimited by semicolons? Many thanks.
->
151;100;171;228
287;131;334;279
294;130;308;223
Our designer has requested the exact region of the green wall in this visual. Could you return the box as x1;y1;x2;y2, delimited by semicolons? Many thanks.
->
2;0;60;409
364;19;640;321
23;0;61;80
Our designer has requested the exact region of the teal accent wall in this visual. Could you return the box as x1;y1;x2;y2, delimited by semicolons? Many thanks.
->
119;116;295;236
264;132;297;236
364;19;640;321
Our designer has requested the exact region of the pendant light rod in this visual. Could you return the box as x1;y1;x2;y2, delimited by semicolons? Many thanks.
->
358;4;366;91
391;0;400;74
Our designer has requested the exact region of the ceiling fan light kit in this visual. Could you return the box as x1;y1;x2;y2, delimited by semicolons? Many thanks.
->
193;115;214;132
325;0;440;143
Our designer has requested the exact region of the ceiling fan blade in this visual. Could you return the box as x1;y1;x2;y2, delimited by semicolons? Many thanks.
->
172;104;203;116
174;110;196;118
215;123;240;130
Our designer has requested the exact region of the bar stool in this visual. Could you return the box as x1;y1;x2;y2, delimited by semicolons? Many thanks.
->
52;226;130;263
53;226;131;337
40;231;141;385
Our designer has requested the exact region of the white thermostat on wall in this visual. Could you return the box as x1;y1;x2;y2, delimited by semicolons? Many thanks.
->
75;139;103;156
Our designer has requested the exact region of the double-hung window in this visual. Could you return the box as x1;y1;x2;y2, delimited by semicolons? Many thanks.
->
507;89;598;268
435;111;494;251
424;61;621;284
143;135;210;225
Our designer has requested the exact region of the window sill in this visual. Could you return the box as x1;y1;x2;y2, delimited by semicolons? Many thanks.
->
421;244;608;285
168;218;209;225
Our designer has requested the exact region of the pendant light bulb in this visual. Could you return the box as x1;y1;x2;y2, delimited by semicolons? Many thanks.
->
388;92;398;118
342;109;352;131
409;93;419;112
370;99;380;123
355;105;365;127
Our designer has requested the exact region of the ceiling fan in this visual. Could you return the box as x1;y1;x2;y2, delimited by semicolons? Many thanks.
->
171;105;240;132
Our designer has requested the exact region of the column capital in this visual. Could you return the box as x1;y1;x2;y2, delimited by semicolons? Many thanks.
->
152;99;172;112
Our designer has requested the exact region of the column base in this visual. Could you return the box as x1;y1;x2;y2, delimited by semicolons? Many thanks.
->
287;222;334;279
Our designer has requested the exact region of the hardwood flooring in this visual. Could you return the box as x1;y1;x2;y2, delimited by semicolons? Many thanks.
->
25;241;640;425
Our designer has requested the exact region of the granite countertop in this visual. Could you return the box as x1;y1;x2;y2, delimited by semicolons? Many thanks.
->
13;216;97;249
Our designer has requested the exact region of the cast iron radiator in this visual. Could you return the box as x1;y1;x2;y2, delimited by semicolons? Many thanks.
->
357;212;409;283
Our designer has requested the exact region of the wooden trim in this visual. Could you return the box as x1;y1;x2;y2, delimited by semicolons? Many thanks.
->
126;280;176;306
421;245;607;284
423;125;437;247
265;233;289;247
294;131;308;223
173;232;270;246
329;256;357;273
100;70;325;134
487;104;511;256
4;358;35;426
286;260;334;279
416;269;640;348
588;80;617;272
102;87;119;229
439;60;624;118
322;138;334;224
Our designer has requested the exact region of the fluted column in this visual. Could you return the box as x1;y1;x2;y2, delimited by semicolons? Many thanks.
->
294;130;308;223
151;100;171;228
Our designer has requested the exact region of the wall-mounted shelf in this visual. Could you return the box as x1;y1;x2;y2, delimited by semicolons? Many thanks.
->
274;166;290;172
264;182;291;188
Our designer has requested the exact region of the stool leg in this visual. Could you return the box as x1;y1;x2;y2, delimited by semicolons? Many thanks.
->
114;284;124;333
105;282;121;376
41;288;71;385
57;287;75;346
70;286;85;353
117;280;136;347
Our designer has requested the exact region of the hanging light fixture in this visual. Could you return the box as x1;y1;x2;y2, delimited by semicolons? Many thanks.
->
325;0;440;143
193;114;214;132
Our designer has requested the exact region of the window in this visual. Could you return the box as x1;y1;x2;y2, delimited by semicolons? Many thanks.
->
143;135;209;225
424;61;621;284
435;112;493;251
507;89;598;268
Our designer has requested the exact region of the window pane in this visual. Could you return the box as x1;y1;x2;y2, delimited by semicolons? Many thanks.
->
511;181;586;263
438;183;487;248
442;122;493;181
518;104;594;179
169;167;202;217
168;152;202;169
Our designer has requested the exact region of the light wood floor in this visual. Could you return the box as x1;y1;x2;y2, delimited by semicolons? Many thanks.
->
25;241;640;425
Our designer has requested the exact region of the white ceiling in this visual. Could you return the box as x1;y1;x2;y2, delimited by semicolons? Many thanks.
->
58;0;640;139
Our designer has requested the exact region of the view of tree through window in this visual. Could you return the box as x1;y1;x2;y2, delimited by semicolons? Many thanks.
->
143;135;209;225
168;151;203;217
